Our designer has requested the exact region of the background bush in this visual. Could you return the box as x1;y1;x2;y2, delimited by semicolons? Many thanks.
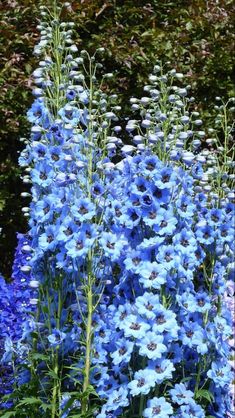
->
0;0;234;276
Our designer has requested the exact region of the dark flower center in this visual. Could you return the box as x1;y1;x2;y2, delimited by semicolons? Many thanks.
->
155;366;163;373
152;406;161;414
149;211;156;219
76;241;83;250
137;378;145;387
147;342;157;351
154;189;162;199
40;172;47;180
137;185;146;192
156;315;166;324
143;195;152;205
43;205;50;214
197;298;205;307
115;208;122;217
150;271;158;280
131;211;139;221
79;205;88;215
145;302;153;311
47;235;54;243
130;322;141;330
146;163;155;171
162;174;170;183
165;253;172;262
181;239;189;246
132;257;141;265
64;227;72;236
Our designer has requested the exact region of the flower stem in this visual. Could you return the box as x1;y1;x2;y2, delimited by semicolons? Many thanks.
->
81;285;93;414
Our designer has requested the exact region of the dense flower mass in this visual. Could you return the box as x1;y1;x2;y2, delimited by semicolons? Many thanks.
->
0;2;234;417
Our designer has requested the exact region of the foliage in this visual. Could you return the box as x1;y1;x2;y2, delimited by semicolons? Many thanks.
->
0;4;234;417
0;0;39;276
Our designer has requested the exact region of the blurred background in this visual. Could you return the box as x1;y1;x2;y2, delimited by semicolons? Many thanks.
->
0;0;234;277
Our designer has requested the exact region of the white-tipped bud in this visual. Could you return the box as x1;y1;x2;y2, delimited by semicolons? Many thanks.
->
29;280;40;289
141;119;151;128
130;98;138;104
30;298;39;305
21;192;31;198
22;207;30;213
149;75;158;82
153;65;161;72
20;265;31;273
140;97;151;105
175;73;184;79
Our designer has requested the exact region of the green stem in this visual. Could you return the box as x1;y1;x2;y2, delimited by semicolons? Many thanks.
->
52;277;63;418
81;286;93;414
139;395;145;417
52;349;59;418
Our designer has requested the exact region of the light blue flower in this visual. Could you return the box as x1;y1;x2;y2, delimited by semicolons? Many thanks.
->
143;396;173;417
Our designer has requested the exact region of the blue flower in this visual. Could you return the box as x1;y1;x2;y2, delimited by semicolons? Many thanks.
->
139;261;167;289
195;222;215;245
110;338;134;365
155;167;177;189
173;228;197;255
124;250;148;274
147;359;175;384
99;232;127;261
120;314;150;339
71;198;96;222
56;216;78;242
140;155;162;177
128;369;156;396
104;385;129;412
156;245;180;270
65;230;95;259
135;292;160;319
58;104;83;126
38;225;58;252
153;208;178;236
169;383;194;405
31;162;55;188
176;195;195;218
27;98;49;127
48;329;66;347
178;400;205;417
143;396;173;418
152;308;179;339
207;361;233;388
137;332;167;360
180;321;208;354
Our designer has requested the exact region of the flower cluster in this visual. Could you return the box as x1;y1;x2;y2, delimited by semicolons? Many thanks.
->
91;150;234;417
0;3;234;417
0;233;35;407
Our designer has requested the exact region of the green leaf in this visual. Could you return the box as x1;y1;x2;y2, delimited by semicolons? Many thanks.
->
46;370;60;380
30;353;49;361
0;412;16;418
16;397;42;407
186;21;193;31
195;389;214;403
